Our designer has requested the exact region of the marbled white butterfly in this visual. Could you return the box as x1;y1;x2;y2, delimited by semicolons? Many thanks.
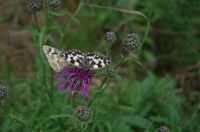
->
43;45;111;71
61;49;111;70
43;45;68;72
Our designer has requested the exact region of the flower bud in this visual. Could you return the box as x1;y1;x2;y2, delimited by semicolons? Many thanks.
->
105;31;117;45
157;126;170;132
48;0;61;8
123;33;140;51
75;105;93;123
0;85;7;100
107;69;117;79
27;0;43;12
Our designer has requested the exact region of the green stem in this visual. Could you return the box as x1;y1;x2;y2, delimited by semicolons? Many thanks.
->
0;102;6;112
82;3;148;20
33;13;40;32
106;43;111;59
33;15;47;89
70;95;75;107
50;68;54;102
114;54;128;69
99;77;108;90
101;79;111;92
34;15;48;90
88;77;108;107
44;0;51;26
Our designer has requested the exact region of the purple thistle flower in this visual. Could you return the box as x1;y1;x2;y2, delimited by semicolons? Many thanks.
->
56;67;94;98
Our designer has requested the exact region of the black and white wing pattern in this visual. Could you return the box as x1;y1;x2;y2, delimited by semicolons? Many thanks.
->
60;49;84;67
43;45;68;72
85;53;111;70
61;49;111;70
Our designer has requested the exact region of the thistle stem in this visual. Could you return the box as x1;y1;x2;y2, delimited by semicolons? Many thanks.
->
50;68;54;102
33;13;40;32
33;12;48;90
106;44;112;62
88;77;108;107
0;102;6;112
114;54;128;70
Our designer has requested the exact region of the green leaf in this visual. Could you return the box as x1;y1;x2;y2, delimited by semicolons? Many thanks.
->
49;114;72;119
117;105;135;113
150;115;170;124
118;115;151;129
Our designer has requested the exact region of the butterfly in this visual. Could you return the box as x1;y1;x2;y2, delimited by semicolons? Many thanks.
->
43;45;111;71
43;45;68;72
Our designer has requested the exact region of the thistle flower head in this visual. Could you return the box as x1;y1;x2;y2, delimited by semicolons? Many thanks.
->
75;105;93;123
158;126;170;132
56;67;94;98
123;33;140;52
107;69;117;79
105;31;116;45
48;0;61;8
26;0;43;12
0;85;7;100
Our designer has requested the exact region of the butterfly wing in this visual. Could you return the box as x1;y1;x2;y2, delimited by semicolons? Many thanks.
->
43;45;68;72
60;49;111;70
86;53;111;70
60;49;84;67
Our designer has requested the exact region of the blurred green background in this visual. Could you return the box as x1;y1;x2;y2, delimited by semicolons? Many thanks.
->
0;0;200;131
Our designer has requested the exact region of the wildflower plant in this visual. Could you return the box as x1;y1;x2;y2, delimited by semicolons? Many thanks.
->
1;1;156;132
1;1;200;132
